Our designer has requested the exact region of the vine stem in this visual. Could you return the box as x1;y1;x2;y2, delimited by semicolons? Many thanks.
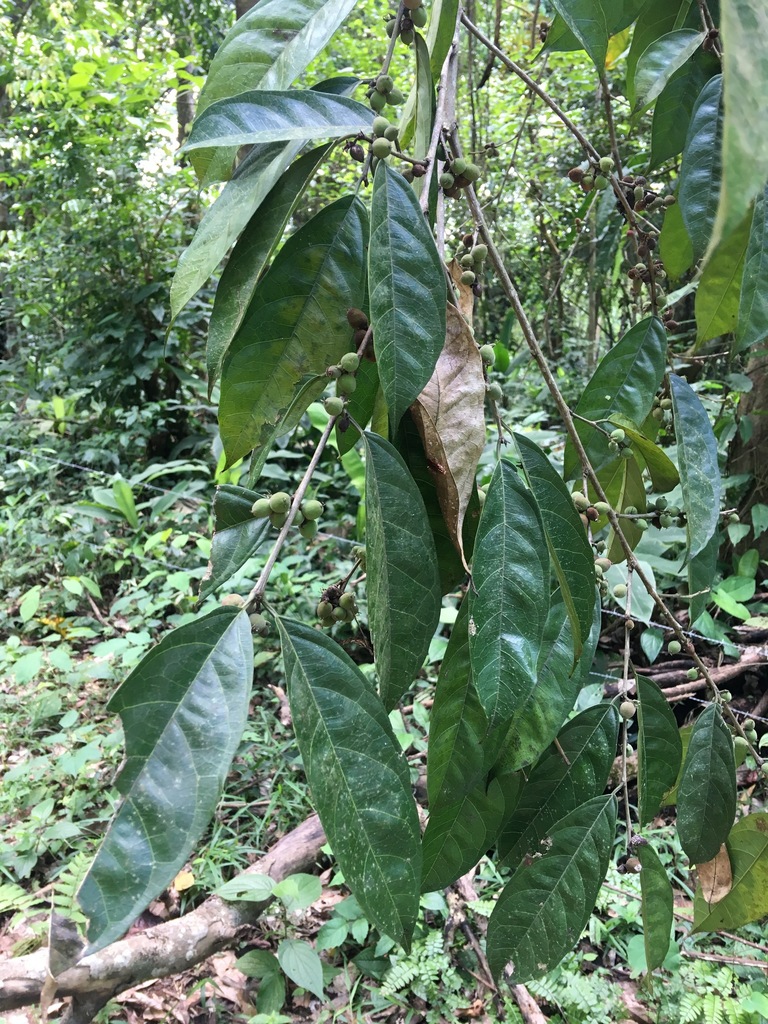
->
621;565;634;845
245;415;337;609
420;11;461;214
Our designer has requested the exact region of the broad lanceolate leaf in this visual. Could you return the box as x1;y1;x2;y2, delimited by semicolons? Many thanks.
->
498;703;619;867
468;460;549;731
564;317;667;480
369;162;446;429
676;704;737;864
650;49;719;169
487;795;617;983
693;812;768;932
78;608;253;952
633;29;705;113
695;211;750;346
200;485;271;598
636;672;683;826
207;145;332;392
735;184;768;354
678;75;723;262
635;839;673;973
410;305;486;570
626;0;695;105
659;199;694;280
669;374;721;560
547;0;610;71
710;0;768;256
219;195;368;466
184;90;373;152
515;434;595;653
278;618;421;948
364;431;442;710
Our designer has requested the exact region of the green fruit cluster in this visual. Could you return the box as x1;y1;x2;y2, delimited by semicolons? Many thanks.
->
250;491;324;540
368;76;404;114
317;588;359;626
453;236;487;289
441;157;481;198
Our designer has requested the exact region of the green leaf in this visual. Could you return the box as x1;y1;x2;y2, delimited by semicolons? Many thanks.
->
547;0;632;71
678;75;723;262
337;358;379;456
207;145;332;392
633;29;705;112
184;90;374;152
564;317;667;480
607;417;680;492
368;162;446;429
601;457;648;564
662;724;693;806
636;673;683;825
425;0;460;80
735;184;768;354
468;460;549;731
217;874;275;903
626;0;696;106
278;618;421;948
635;839;674;972
219;195;368;466
515;434;596;653
78;608;253;952
693;812;768;932
487;795;617;983
676;704;737;864
695;211;750;345
364;431;442;710
669;374;721;559
112;479;139;529
659;200;694;280
272;873;322;913
200;485;271;599
650;50;719;169
498;704;619;867
277;939;324;1000
709;0;768;256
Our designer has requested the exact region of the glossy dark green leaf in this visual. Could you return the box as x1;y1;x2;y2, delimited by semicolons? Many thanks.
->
487;795;617;983
564;317;667;480
735;184;768;354
516;434;595;653
636;839;674;972
368;162;446;429
710;0;768;254
626;0;695;106
364;431;442;710
207;145;332;392
633;29;704;112
468;460;549;731
547;0;644;70
659;200;694;279
599;456;647;565
200;485;271;598
693;812;768;932
218;195;368;466
78;608;253;952
695;211;750;345
636;673;683;825
278;617;421;948
669;374;721;559
676;704;737;864
650;50;719;168
498;703;619;867
678;74;723;261
184;90;373;152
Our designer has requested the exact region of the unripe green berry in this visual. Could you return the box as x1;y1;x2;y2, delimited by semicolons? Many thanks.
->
300;499;324;521
399;28;414;43
339;592;357;613
251;497;272;519
462;162;481;183
369;90;387;112
613;583;627;599
620;447;634;460
636;519;649;531
599;156;614;173
324;396;345;417
385;17;397;36
610;428;625;443
460;253;474;268
221;593;246;608
594;174;609;190
386;87;404;105
479;344;496;366
269;511;288;528
337;373;357;396
719;690;733;703
734;736;750;757
249;612;270;637
486;382;503;402
461;270;476;285
608;440;620;454
571;491;590;511
687;668;698;680
269;491;291;514
450;158;467;177
371;137;393;160
594;501;611;515
668;640;681;655
655;496;668;511
625;506;638;516
439;172;455;189
595;557;612;571
372;115;390;137
375;74;394;94
659;513;674;529
339;352;360;374
299;519;318;540
471;243;488;261
620;700;636;720
317;600;334;619
411;5;427;26
384;124;399;142
331;606;349;622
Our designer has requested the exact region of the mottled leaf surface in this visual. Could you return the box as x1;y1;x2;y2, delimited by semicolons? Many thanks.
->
677;704;736;864
678;75;722;262
78;608;253;952
200;485;271;598
636;839;673;972
468;460;549;731
487;796;617;983
693;813;768;931
364;431;441;710
278;618;421;948
735;184;768;354
369;162;446;428
669;373;721;559
636;673;683;825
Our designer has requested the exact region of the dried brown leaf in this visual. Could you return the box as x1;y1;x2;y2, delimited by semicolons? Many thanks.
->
448;258;476;321
698;843;733;904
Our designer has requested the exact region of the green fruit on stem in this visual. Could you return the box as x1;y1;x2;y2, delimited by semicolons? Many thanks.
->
667;639;681;655
251;497;271;518
655;496;668;510
249;612;270;637
269;511;288;528
371;137;392;160
613;583;627;599
608;440;620;454
620;447;633;460
486;382;503;402
571;491;590;511
385;17;397;36
386;87;404;105
299;519;318;540
411;6;427;26
384;125;399;143
619;700;636;720
372;115;390;137
317;600;334;620
461;254;474;267
451;157;468;176
324;396;345;417
471;243;488;261
300;498;324;521
636;519;649;531
339;592;357;613
439;172;455;189
479;344;496;366
461;270;476;285
624;506;638;515
400;28;414;43
340;352;360;373
332;606;349;622
375;74;394;94
221;593;246;608
734;736;750;756
599;156;614;173
610;428;625;443
269;491;291;514
593;174;609;190
337;373;357;396
369;90;387;112
659;513;674;529
686;668;698;680
594;501;611;515
462;162;481;182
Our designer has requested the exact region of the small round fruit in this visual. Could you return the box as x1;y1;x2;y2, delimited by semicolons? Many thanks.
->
471;243;488;261
599;156;614;173
686;668;699;680
462;162;481;183
608;440;620;454
300;499;324;521
400;28;414;43
595;557;612;571
568;167;585;182
369;90;387;112
477;487;487;506
383;125;399;143
299;519;318;540
372;115;390;137
636;519;649;532
339;592;357;613
594;174;609;190
386;87;404;105
324;396;345;417
249;612;270;637
620;700;636;720
594;501;611;515
625;506;638;516
479;344;496;366
450;157;468;176
372;137;393;160
668;640;682;655
339;352;360;373
734;735;750;758
337;373;357;396
486;382;503;402
375;74;394;94
760;763;768;778
411;5;427;26
659;513;674;529
620;447;634;460
654;496;668;511
269;491;291;514
571;491;590;511
613;583;628;599
251;497;271;518
385;17;397;36
461;270;476;285
439;171;455;189
317;600;334;619
719;690;733;703
347;307;368;330
332;606;349;622
610;428;625;443
269;511;288;528
221;593;246;607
